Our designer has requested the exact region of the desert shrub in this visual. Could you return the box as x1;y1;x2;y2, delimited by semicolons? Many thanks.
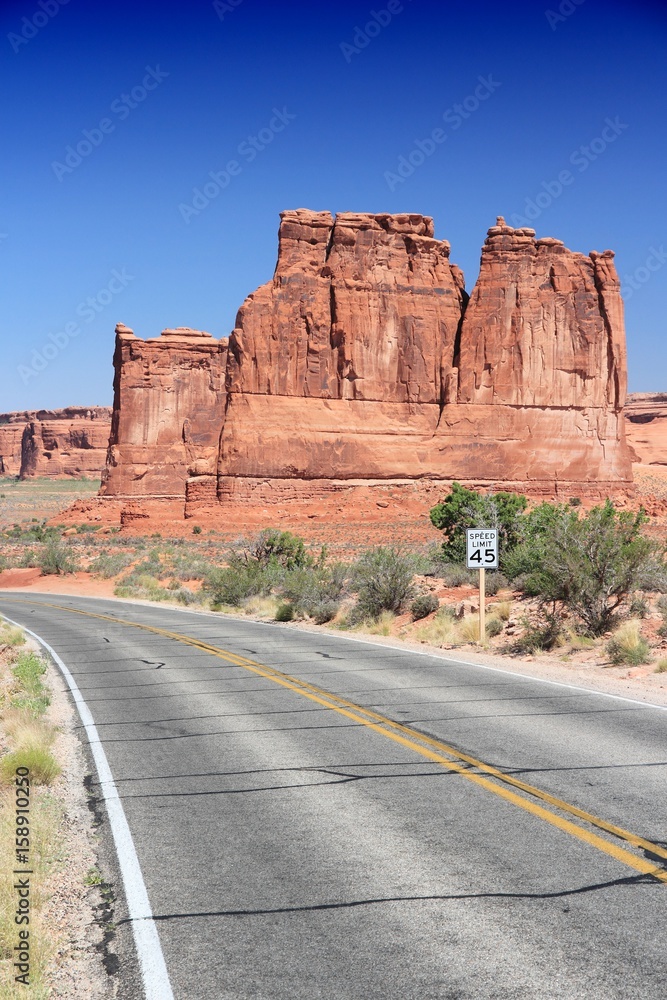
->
510;501;662;636
36;540;77;575
350;547;416;622
175;588;199;606
430;482;527;564
655;659;667;674
411;593;440;620
440;564;477;588
233;529;312;571
275;602;295;622
508;611;563;654
88;550;134;579
279;563;348;617
484;572;508;596
657;596;667;638
172;554;217;582
312;600;340;624
204;563;266;607
606;620;651;666
192;525;202;535
628;593;650;619
485;617;504;637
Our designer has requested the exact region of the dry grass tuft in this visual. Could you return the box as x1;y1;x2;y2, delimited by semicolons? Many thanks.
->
606;619;651;666
491;601;512;622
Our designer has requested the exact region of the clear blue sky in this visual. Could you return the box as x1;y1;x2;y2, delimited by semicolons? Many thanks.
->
1;0;665;410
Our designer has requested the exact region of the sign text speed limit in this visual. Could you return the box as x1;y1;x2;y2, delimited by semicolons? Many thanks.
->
465;529;498;569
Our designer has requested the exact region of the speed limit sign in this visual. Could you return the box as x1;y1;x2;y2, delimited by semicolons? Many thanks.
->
466;529;498;570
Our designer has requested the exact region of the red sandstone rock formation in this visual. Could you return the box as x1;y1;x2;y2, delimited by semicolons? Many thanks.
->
101;326;228;496
0;416;27;476
100;211;633;521
625;393;667;465
0;408;111;478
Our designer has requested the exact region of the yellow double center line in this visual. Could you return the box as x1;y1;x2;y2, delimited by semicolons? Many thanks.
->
10;598;667;883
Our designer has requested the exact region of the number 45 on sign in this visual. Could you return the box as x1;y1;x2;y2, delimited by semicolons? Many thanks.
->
465;529;498;645
466;529;498;569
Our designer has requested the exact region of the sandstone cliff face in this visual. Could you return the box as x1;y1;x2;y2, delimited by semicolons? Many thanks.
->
456;222;626;410
0;408;111;478
101;326;228;496
625;393;667;465
101;211;633;514
218;212;630;490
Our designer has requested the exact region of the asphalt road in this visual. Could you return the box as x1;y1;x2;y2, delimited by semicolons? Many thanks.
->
1;592;666;1000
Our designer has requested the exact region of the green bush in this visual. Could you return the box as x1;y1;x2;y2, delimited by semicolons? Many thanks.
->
628;593;650;619
36;540;78;575
485;617;504;637
430;483;527;564
88;550;134;579
508;611;562;654
204;563;268;607
275;602;295;622
312;600;340;624
279;563;348;617
411;593;440;620
235;529;312;571
192;525;202;535
440;564;478;588
510;502;662;636
484;572;508;596
350;547;416;622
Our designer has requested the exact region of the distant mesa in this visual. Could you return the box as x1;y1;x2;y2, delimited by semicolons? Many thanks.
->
88;209;634;527
0;407;112;479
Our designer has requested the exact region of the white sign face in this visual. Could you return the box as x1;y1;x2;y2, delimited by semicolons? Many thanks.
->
465;528;498;569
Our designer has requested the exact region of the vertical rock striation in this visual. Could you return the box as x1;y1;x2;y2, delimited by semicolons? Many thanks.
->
99;211;633;519
0;408;112;478
101;325;228;497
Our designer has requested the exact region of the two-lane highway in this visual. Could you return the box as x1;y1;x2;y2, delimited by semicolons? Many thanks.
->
2;592;665;999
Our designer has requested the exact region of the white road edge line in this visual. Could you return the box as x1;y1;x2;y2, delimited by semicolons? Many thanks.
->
2;614;175;1000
